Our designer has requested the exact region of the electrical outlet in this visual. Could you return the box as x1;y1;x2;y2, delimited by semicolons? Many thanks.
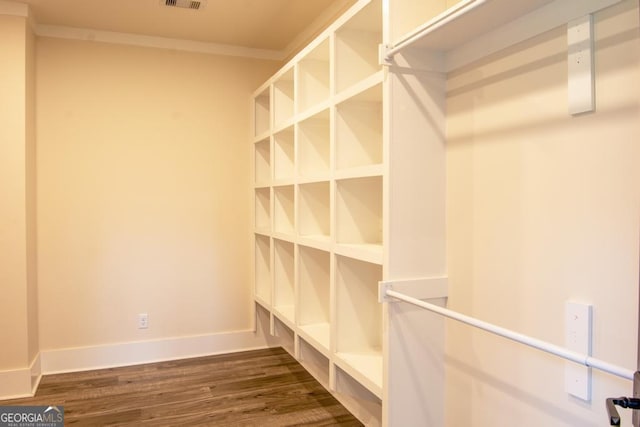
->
138;313;149;329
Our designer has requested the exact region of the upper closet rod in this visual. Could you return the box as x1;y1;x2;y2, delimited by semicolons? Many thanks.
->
384;0;487;61
384;288;635;381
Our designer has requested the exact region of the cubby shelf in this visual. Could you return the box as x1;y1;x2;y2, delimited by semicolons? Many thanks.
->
254;187;270;233
297;245;330;352
335;255;383;397
254;87;270;137
298;109;330;178
273;239;295;326
335;0;382;94
254;234;271;305
336;176;382;247
274;126;295;182
273;185;295;236
273;316;295;355
254;138;271;186
299;337;331;389
336;83;382;170
334;353;383;398
298;182;330;241
298;38;331;114
273;68;295;129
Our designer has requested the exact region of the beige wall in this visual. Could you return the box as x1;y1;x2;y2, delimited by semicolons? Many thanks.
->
0;13;36;371
445;1;639;426
36;38;279;350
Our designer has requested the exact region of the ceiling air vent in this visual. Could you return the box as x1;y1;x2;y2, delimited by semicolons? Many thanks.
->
162;0;205;10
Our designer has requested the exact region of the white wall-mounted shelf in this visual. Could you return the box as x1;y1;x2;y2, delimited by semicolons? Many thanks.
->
386;0;622;72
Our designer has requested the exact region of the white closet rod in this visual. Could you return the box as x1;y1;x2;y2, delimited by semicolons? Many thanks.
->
384;288;635;381
384;0;487;60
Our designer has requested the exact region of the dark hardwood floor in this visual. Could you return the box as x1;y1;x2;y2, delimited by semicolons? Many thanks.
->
2;347;362;426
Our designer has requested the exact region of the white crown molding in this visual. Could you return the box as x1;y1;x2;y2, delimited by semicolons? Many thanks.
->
36;24;286;61
0;0;28;17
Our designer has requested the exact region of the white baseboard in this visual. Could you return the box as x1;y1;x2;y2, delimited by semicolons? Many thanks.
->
40;329;270;375
0;353;42;400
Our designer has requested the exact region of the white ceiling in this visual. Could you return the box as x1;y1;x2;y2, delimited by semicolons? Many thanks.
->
15;0;357;57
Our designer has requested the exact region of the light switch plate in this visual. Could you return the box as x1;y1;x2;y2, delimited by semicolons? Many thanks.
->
565;301;592;400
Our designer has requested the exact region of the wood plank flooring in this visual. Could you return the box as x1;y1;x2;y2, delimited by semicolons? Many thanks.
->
3;347;363;426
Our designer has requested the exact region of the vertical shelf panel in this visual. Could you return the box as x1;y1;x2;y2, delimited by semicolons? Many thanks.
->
335;0;382;94
255;234;271;304
335;255;383;395
273;238;295;325
254;138;271;185
298;38;331;113
273;185;295;236
274;68;295;128
298;109;330;178
254;88;270;137
298;181;330;241
336;84;383;170
298;245;330;351
254;187;271;232
274;126;295;181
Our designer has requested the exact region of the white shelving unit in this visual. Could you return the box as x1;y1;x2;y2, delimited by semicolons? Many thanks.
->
251;0;386;424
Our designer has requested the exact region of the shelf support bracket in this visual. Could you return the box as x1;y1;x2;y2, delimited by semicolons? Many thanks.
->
567;14;595;115
379;276;448;303
379;44;393;66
